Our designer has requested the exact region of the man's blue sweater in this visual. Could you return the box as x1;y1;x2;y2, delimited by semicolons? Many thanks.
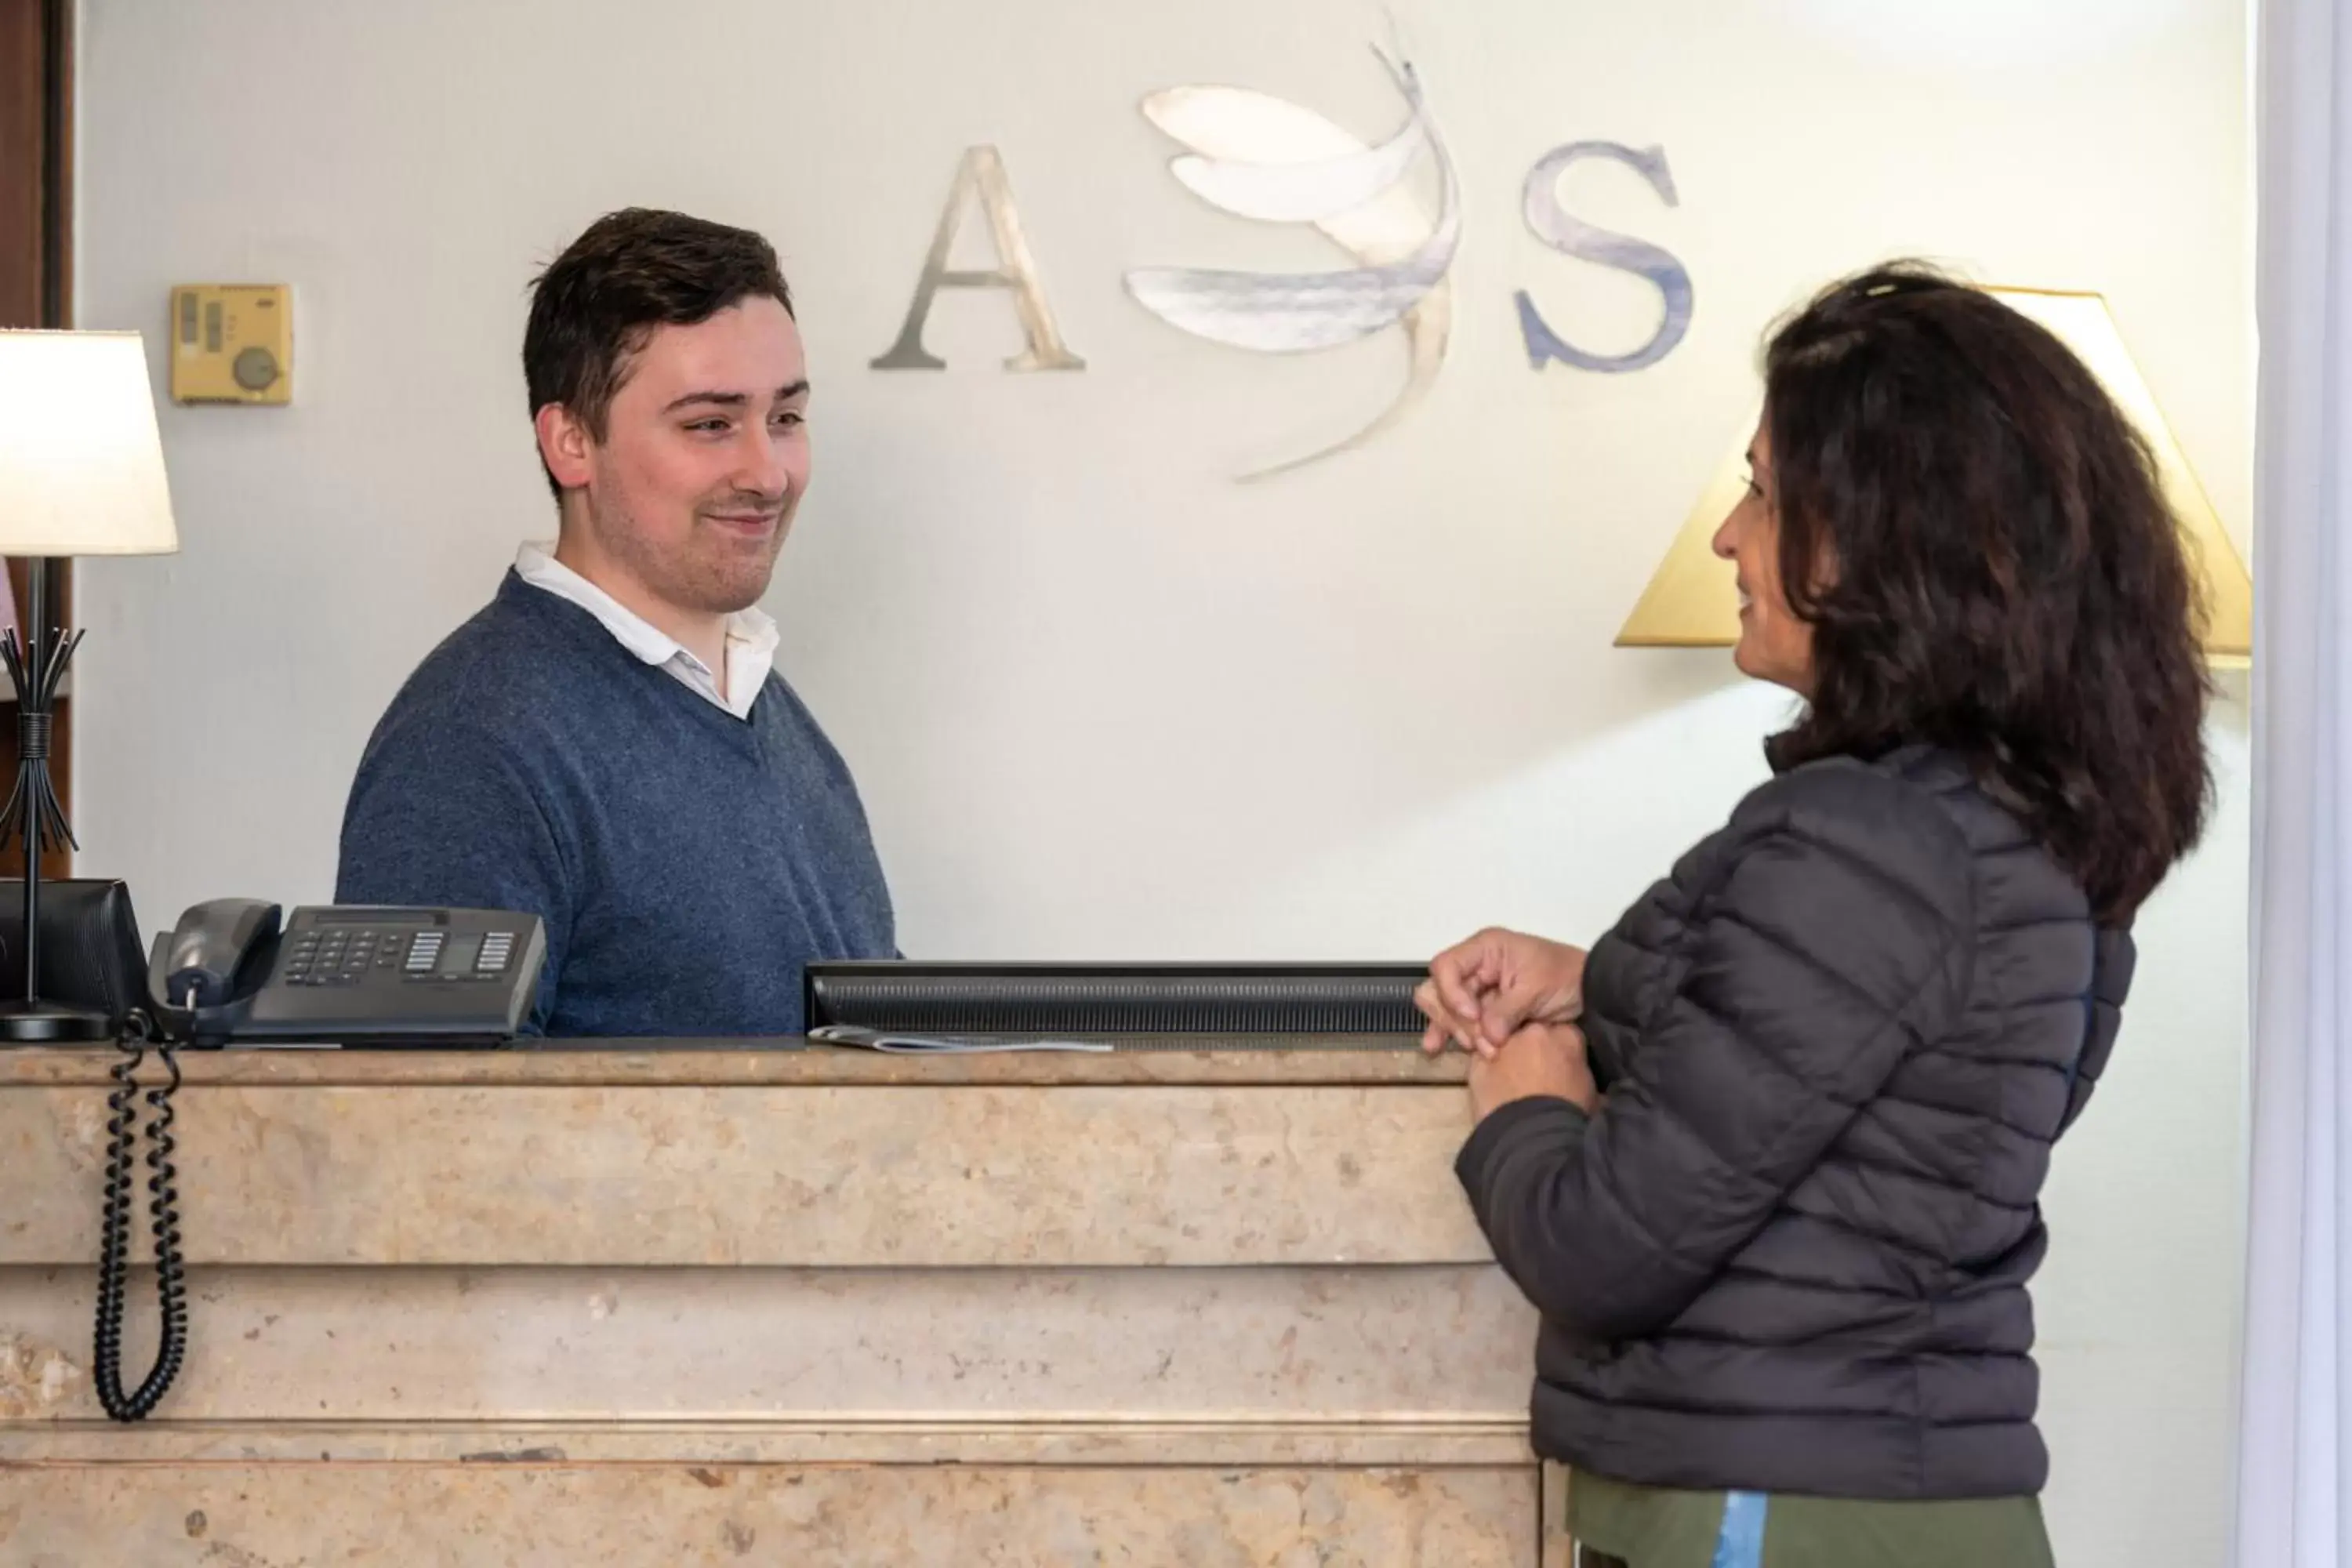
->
336;571;895;1036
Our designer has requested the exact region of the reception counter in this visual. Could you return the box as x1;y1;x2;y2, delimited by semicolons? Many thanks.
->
0;1041;1563;1565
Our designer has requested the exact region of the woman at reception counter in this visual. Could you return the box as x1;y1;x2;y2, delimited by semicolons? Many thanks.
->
1417;265;2212;1568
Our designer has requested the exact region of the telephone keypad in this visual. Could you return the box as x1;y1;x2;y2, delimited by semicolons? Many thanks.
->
283;931;321;985
266;921;528;988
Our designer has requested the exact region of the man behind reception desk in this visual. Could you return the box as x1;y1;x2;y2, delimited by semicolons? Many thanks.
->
336;208;895;1036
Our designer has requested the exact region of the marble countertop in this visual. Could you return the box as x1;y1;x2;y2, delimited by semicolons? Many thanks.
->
0;1036;1469;1088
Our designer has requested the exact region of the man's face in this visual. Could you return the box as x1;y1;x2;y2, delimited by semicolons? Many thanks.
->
561;296;810;617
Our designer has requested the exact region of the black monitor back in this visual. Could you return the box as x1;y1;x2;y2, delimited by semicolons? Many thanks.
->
804;960;1426;1036
0;878;153;1031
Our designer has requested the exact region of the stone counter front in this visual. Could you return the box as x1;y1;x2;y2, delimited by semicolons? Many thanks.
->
0;1043;1565;1566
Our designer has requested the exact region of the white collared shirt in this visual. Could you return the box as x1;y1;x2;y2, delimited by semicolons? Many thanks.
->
514;541;779;721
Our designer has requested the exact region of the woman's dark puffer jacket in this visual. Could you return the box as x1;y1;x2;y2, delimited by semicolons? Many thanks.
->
1455;745;2132;1500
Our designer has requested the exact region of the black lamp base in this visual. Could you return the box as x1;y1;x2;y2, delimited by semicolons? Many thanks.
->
0;997;110;1043
0;558;95;1049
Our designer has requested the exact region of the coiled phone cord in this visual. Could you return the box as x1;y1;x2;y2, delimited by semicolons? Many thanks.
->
93;1008;188;1422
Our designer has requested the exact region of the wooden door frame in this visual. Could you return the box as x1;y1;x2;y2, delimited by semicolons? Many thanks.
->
0;0;75;876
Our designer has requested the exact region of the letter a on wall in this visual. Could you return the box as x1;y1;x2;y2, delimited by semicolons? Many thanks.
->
872;146;1085;372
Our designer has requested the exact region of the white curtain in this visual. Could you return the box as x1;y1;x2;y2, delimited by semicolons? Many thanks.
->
2240;0;2352;1562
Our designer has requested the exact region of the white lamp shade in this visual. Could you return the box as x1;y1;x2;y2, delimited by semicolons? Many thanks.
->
0;330;179;556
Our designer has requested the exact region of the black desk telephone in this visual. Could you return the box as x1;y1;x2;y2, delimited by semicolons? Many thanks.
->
1;880;546;1424
151;899;546;1046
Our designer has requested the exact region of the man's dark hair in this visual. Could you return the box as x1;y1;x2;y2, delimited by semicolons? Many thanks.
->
523;207;794;499
1759;262;2212;923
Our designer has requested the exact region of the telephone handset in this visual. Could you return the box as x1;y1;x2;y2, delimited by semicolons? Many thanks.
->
151;898;281;1011
148;902;547;1047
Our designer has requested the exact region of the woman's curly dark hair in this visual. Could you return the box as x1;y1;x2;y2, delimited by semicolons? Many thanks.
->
1760;263;2212;923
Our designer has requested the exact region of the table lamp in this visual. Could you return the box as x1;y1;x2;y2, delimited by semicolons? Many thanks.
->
0;331;179;1042
1615;286;2254;664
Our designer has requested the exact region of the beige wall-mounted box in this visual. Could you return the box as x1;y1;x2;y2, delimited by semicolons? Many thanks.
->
169;283;291;405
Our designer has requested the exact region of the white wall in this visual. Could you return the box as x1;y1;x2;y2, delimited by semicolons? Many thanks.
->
71;0;2249;1559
